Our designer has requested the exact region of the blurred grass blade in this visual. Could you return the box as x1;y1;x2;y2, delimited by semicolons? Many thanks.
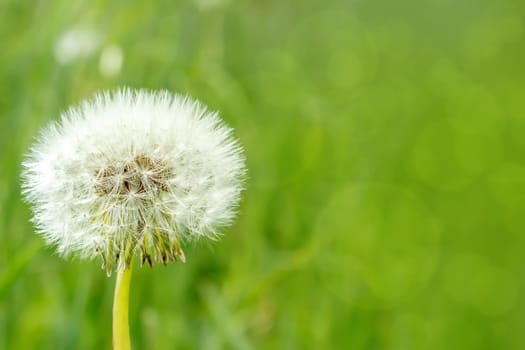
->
0;240;42;298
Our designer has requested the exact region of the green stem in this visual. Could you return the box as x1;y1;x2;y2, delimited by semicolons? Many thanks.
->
113;264;133;350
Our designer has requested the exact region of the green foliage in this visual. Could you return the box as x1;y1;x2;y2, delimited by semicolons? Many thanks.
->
1;0;524;349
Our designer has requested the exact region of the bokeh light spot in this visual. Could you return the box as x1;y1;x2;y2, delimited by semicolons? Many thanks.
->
443;254;517;315
315;182;441;306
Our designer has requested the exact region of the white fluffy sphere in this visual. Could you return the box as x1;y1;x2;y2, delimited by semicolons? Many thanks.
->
22;88;245;274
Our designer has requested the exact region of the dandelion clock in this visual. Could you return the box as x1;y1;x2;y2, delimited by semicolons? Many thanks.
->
21;88;246;349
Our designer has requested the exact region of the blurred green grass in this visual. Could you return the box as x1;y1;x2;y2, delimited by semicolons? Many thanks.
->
1;0;525;349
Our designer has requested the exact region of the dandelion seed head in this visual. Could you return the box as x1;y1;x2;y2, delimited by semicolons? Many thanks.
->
99;45;123;77
54;27;101;65
22;88;245;274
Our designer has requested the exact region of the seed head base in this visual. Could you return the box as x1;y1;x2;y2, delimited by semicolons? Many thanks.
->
94;153;185;275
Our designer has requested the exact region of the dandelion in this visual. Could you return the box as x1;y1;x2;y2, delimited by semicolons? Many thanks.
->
99;45;124;78
21;88;245;349
54;27;101;65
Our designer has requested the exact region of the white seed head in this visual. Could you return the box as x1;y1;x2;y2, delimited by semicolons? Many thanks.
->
54;27;101;65
22;88;245;274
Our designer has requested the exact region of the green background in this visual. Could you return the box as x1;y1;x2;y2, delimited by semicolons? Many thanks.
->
1;0;524;349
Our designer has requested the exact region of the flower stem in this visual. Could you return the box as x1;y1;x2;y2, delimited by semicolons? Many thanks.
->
113;264;133;350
